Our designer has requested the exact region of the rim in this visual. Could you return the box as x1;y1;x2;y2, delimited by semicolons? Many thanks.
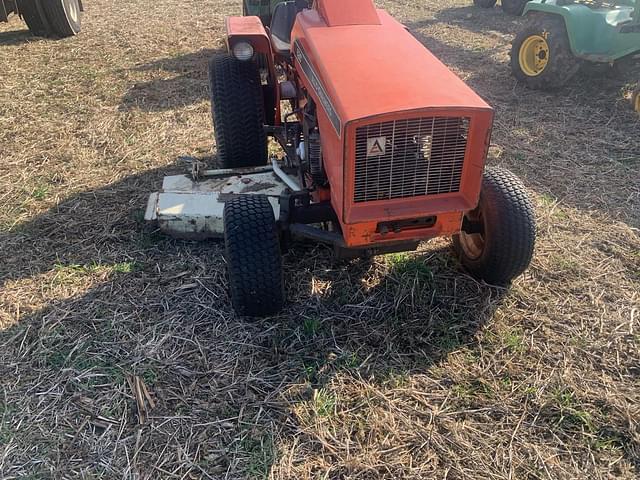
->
64;0;80;23
459;209;485;261
519;35;550;77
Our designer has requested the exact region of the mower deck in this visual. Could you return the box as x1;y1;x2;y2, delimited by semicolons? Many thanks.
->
144;166;289;240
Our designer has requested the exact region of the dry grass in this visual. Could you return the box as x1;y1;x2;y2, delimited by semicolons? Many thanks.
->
0;0;639;478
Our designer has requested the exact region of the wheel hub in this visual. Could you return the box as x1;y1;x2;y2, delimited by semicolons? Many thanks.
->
519;35;550;77
459;209;485;261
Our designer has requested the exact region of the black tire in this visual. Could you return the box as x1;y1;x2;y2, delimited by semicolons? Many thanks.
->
473;0;498;7
209;54;268;169
42;0;81;37
18;0;49;36
453;167;536;285
510;14;580;90
502;0;528;15
224;195;284;317
632;84;640;114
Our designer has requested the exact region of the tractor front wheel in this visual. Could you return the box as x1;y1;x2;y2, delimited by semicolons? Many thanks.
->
510;14;580;90
453;167;536;286
209;54;268;169
473;0;498;8
501;0;529;15
223;195;284;317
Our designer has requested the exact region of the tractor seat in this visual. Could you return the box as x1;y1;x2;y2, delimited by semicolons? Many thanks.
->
270;1;298;55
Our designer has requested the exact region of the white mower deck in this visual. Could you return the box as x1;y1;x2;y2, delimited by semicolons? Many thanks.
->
145;164;293;239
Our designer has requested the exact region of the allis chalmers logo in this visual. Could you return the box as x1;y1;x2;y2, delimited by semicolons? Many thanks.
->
367;136;386;157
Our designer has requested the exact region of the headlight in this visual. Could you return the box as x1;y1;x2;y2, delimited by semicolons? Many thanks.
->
232;42;254;61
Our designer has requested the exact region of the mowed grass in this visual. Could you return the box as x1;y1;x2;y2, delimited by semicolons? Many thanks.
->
0;0;639;479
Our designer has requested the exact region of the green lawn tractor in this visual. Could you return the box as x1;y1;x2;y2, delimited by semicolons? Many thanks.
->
0;0;83;37
511;0;640;90
474;0;532;16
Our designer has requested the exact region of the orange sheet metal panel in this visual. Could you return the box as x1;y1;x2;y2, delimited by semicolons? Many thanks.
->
317;0;381;27
344;212;464;247
293;9;493;128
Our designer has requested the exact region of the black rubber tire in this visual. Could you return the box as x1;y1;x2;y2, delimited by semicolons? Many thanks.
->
632;84;640;114
209;54;268;169
224;195;284;317
502;0;529;15
18;0;49;36
510;14;580;90
42;0;81;37
474;0;498;7
453;167;536;285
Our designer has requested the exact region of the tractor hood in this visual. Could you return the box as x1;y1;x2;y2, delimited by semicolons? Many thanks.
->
291;9;492;130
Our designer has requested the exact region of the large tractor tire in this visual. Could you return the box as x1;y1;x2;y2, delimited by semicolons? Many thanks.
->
453;167;536;286
18;0;81;38
510;14;580;90
17;0;48;36
473;0;498;8
501;0;529;15
223;195;284;317
209;54;268;169
42;0;82;37
632;84;640;114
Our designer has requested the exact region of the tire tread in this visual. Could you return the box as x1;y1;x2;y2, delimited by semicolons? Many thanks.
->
42;0;81;38
209;54;268;169
224;195;284;317
455;167;536;285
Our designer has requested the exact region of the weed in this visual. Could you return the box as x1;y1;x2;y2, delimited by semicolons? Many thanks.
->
386;253;434;284
243;433;276;480
302;317;321;337
312;388;336;418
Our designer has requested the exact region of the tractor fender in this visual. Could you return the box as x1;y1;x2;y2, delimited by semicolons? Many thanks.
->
225;16;280;124
522;1;639;61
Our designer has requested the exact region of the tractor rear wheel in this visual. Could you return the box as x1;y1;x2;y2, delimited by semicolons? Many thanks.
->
209;54;268;169
42;0;82;37
453;167;536;286
473;0;498;8
632;84;640;114
501;0;528;15
510;14;580;90
223;195;284;317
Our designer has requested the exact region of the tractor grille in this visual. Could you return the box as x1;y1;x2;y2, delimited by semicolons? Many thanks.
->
354;116;470;203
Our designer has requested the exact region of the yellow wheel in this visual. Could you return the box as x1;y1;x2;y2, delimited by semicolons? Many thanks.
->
518;35;549;77
633;86;640;114
510;15;579;90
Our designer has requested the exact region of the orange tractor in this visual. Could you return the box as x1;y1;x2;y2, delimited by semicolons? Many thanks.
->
146;0;537;316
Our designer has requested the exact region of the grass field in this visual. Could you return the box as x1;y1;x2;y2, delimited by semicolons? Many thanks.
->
0;1;639;478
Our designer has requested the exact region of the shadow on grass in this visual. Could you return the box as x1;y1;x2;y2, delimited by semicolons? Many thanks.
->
0;161;514;476
0;164;638;477
119;48;223;112
0;28;40;46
